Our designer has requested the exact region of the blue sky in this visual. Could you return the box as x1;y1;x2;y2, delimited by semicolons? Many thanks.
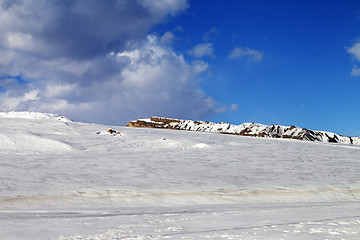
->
0;0;359;136
151;0;360;136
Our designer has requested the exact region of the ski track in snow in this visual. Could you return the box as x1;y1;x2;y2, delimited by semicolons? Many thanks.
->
0;112;360;239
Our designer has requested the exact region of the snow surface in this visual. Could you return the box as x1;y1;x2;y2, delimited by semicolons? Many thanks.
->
1;112;360;239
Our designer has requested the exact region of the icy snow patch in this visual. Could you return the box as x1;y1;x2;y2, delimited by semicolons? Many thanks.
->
193;143;211;148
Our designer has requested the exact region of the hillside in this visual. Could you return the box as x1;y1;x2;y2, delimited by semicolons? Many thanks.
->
1;112;359;240
128;116;360;145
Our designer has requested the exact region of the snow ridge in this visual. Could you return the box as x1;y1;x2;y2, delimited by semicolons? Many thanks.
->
0;111;72;122
127;117;360;145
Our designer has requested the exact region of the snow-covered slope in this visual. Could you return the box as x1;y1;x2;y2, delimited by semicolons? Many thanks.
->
0;111;72;122
1;112;360;240
128;116;360;145
0;112;74;153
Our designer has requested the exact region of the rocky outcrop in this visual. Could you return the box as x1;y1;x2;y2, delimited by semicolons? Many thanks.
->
127;117;360;145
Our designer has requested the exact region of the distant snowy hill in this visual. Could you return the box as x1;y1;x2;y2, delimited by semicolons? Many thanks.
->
128;116;360;145
0;111;72;122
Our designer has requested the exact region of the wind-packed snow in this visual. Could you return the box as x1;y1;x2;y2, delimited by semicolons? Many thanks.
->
1;112;360;239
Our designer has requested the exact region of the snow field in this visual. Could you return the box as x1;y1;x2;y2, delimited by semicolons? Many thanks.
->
0;112;359;239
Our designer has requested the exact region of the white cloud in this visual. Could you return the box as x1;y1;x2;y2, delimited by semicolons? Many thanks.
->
0;35;217;125
7;32;34;50
0;89;39;111
347;42;360;76
347;42;360;61
230;103;239;112
141;0;189;16
351;65;360;76
228;47;263;62
0;1;221;124
0;0;188;60
160;31;176;45
43;83;77;99
202;27;219;42
188;43;214;58
192;60;209;73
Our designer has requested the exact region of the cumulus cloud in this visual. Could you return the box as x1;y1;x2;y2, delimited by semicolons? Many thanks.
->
0;0;219;124
0;34;217;125
0;0;188;60
347;42;360;76
188;43;214;58
228;47;263;62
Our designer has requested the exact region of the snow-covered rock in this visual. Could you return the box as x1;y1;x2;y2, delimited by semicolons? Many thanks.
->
128;116;360;145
